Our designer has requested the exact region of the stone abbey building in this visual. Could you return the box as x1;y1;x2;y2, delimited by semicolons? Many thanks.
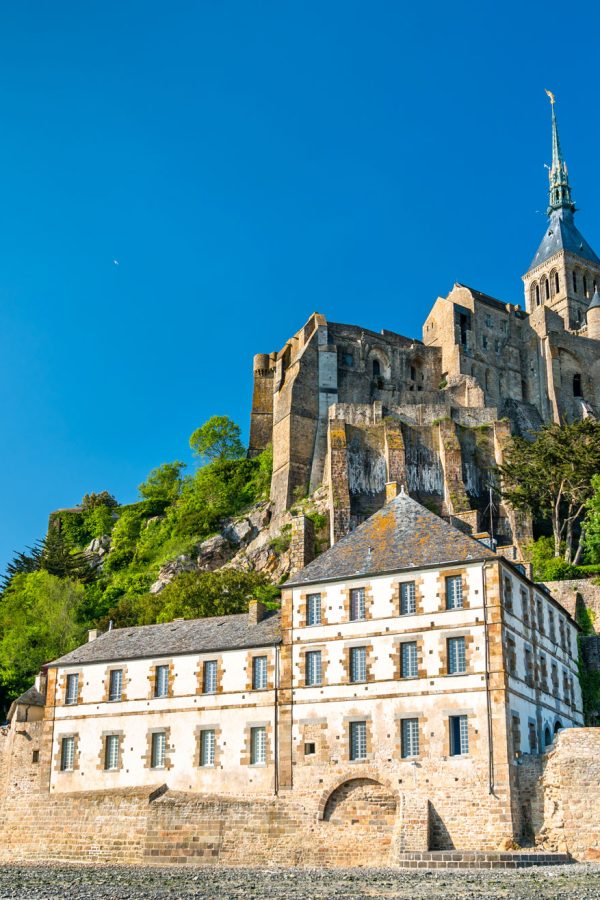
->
250;97;600;556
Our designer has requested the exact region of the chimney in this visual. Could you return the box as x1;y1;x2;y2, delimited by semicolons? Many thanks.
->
290;513;315;575
248;599;267;625
34;669;48;701
88;629;99;642
385;481;399;503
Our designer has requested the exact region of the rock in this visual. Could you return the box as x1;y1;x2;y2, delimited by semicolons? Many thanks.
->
150;554;196;594
144;516;164;528
222;518;256;545
497;836;520;851
196;535;235;571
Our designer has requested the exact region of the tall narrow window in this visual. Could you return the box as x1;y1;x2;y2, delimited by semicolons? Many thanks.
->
200;730;215;767
104;734;119;771
60;736;75;771
401;718;419;758
573;374;582;398
154;665;169;698
108;669;123;702
449;715;469;756
349;721;367;761
151;732;166;769
583;274;588;297
551;662;559;694
252;656;267;691
400;581;416;615
549;610;556;642
372;359;381;378
573;271;578;293
522;589;530;626
555;272;560;293
349;646;367;683
250;726;266;765
537;599;545;634
503;578;513;611
65;673;79;705
400;641;418;678
203;660;218;693
305;650;322;686
447;636;467;675
535;283;541;305
563;669;570;701
524;648;534;686
528;722;537;753
349;587;366;621
306;593;321;626
445;575;463;609
545;279;550;300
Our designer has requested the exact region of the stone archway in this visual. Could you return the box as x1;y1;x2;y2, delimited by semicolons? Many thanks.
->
322;777;397;826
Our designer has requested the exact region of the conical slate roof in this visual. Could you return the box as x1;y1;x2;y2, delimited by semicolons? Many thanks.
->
588;288;600;313
287;492;495;586
529;208;600;271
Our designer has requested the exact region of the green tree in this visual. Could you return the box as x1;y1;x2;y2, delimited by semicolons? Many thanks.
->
138;461;186;512
81;491;118;510
1;543;43;592
499;420;600;563
0;571;85;700
189;416;245;463
41;527;94;582
583;474;600;564
528;536;577;581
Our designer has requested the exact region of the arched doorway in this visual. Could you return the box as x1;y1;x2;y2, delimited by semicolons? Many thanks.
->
320;778;398;865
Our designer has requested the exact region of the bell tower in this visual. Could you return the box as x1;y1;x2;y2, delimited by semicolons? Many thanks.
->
523;91;600;332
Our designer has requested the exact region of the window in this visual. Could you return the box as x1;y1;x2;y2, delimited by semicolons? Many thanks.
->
570;677;576;707
203;660;218;694
494;339;500;353
563;669;570;702
573;271;577;293
304;742;316;756
448;637;466;675
151;732;166;769
528;722;537;753
350;646;367;683
482;335;488;350
372;359;381;378
401;718;420;758
559;618;566;651
503;578;513;611
449;715;469;756
549;610;556;642
349;721;367;761
400;581;416;615
521;589;529;625
155;665;169;698
60;736;75;771
545;279;550;300
555;272;560;293
511;715;521;758
349;587;366;621
551;662;559;695
524;648;534;687
252;656;268;691
410;365;416;381
535;283;541;305
445;575;463;609
506;636;517;675
573;374;583;398
306;593;321;626
400;642;418;678
104;735;119;771
343;352;354;367
540;654;548;692
485;314;492;327
583;274;588;297
108;669;123;702
65;673;79;706
250;726;266;765
200;729;215;767
305;650;322;686
537;599;544;634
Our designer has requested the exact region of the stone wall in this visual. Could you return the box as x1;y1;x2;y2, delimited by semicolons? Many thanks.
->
541;579;600;632
517;727;600;860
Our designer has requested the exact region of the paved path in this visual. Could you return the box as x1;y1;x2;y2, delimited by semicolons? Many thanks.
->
0;863;599;899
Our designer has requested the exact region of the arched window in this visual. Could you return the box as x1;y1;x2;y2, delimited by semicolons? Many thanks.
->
372;359;381;378
573;271;578;293
410;365;416;381
544;726;552;749
583;274;588;297
535;283;540;306
573;374;583;397
545;278;550;300
554;720;562;735
555;271;560;293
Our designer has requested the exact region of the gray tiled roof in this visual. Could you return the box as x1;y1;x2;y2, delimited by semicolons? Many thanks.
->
287;492;495;586
48;610;281;668
11;686;45;707
529;208;600;270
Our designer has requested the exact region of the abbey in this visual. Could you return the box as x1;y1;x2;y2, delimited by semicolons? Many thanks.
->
250;98;600;555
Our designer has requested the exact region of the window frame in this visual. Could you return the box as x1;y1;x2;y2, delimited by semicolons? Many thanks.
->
65;673;79;706
250;726;267;766
108;669;123;703
400;718;419;759
154;664;170;698
60;736;75;772
445;575;464;610
349;587;366;622
447;636;467;676
400;641;418;679
104;734;120;771
305;650;322;687
349;720;367;761
306;593;322;627
199;729;216;767
252;655;268;691
449;715;469;756
400;581;416;615
349;646;367;684
150;731;167;769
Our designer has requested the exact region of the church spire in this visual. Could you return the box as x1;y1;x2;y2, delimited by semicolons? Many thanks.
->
546;90;575;215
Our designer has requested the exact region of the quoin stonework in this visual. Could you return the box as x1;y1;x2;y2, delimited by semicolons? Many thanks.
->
1;97;599;867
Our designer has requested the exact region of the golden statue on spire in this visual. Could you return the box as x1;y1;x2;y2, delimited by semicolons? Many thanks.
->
545;89;555;104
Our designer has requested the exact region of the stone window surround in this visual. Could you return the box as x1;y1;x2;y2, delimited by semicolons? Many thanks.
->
437;630;475;677
441;709;478;759
102;665;129;703
436;568;470;612
295;644;329;688
244;650;274;692
53;732;81;773
340;583;375;623
193;723;222;769
57;669;83;707
147;660;175;700
195;656;224;696
342;713;373;764
142;726;174;771
298;589;329;628
341;642;375;685
392;576;425;617
394;710;428;760
97;730;125;772
390;636;426;680
240;720;273;768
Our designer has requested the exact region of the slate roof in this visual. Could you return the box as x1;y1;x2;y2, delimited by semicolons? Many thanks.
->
287;492;496;587
529;208;600;271
7;686;45;722
588;289;600;313
48;610;281;668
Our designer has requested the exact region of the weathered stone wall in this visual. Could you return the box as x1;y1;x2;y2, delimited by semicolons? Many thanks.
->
542;579;600;632
517;728;600;860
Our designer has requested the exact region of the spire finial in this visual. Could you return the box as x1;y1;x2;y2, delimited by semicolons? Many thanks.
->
545;90;575;215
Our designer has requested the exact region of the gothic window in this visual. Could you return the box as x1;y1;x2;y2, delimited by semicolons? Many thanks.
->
573;271;578;293
535;283;540;306
372;359;381;378
573;374;582;398
544;278;550;300
555;271;560;293
410;365;416;381
583;274;588;297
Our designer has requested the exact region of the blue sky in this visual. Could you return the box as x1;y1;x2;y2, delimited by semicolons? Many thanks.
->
1;1;599;571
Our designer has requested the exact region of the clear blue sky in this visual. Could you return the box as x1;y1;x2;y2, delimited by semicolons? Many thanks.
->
1;1;599;571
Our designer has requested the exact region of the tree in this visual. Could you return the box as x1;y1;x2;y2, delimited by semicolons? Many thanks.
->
81;491;118;510
583;474;600;564
189;416;245;463
499;420;600;563
138;461;186;512
1;543;43;592
41;526;94;582
0;571;85;700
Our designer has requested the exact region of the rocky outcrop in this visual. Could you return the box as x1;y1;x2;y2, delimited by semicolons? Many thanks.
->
84;535;111;570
